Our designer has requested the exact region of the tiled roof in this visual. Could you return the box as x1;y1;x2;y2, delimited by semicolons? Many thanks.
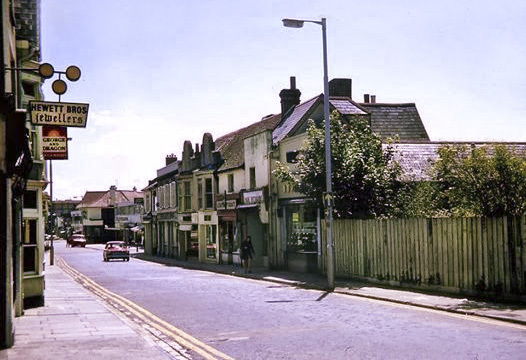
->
330;98;368;115
390;142;526;181
216;114;281;172
272;95;320;144
361;103;430;143
78;189;143;209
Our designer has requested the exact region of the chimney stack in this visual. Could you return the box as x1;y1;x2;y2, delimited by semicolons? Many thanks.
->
279;76;301;118
165;154;178;166
371;95;376;104
364;94;370;103
329;78;352;98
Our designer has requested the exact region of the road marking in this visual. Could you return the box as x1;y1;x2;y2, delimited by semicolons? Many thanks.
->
332;292;526;330
57;257;234;360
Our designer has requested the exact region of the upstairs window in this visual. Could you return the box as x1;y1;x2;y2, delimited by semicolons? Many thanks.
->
249;167;256;190
24;190;38;209
197;179;203;209
286;151;299;163
205;178;213;209
228;174;234;193
184;181;192;211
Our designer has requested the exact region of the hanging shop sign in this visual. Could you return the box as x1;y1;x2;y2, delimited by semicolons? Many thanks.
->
42;125;68;160
29;100;89;127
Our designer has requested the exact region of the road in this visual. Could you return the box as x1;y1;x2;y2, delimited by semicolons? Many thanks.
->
55;241;526;359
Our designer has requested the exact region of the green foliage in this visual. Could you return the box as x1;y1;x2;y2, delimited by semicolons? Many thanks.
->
273;112;403;219
432;144;526;217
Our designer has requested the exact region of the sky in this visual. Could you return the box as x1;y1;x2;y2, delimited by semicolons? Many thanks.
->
40;0;526;200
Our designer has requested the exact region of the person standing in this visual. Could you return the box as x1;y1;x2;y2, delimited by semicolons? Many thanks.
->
240;235;255;273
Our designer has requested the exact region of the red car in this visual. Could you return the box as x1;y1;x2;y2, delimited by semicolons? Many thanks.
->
103;241;130;262
67;234;86;247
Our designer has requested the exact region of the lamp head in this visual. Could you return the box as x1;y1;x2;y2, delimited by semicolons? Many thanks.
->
282;18;304;28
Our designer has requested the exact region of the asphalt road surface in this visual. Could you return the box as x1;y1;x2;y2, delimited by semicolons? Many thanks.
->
55;241;526;359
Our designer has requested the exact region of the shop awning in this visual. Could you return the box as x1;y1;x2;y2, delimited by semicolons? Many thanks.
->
237;204;258;209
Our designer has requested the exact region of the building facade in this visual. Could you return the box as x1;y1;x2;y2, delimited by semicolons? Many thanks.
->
142;76;433;275
1;0;44;348
76;186;143;243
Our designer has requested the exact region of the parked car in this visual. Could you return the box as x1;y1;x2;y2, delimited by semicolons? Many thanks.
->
67;234;86;248
103;241;130;262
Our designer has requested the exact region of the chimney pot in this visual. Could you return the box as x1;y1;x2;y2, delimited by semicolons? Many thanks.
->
364;94;370;103
371;95;376;104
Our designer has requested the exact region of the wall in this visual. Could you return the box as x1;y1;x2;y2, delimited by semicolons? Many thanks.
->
244;130;272;189
217;168;244;195
321;216;526;300
275;133;308;199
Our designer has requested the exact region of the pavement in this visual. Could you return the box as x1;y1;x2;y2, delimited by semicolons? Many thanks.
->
2;245;526;359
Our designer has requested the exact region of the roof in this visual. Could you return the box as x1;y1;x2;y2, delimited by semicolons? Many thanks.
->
273;95;320;144
330;98;368;115
272;95;429;145
77;189;144;209
216;114;281;172
390;142;526;181
361;103;430;143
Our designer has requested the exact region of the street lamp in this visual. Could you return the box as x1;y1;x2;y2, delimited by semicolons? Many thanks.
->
283;17;335;289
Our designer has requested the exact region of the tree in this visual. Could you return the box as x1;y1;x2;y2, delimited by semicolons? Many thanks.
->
273;112;403;219
432;144;526;217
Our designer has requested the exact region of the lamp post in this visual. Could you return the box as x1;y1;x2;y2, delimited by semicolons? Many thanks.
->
282;17;335;289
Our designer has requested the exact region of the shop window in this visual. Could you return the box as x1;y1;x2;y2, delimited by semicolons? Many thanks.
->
206;225;217;259
249;167;256;189
23;219;38;273
228;174;234;193
286;205;318;252
205;178;213;209
23;189;38;209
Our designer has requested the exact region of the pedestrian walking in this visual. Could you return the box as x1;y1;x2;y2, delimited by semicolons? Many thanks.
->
240;235;255;273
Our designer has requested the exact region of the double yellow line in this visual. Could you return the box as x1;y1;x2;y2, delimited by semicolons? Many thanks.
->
57;257;234;360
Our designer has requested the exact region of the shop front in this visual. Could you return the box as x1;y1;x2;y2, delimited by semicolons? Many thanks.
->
280;199;321;273
198;211;219;263
238;189;269;268
217;194;239;264
177;213;196;260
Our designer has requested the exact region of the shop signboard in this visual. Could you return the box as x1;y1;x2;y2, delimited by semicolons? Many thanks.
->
42;125;68;160
243;190;264;205
216;199;237;210
29;101;89;128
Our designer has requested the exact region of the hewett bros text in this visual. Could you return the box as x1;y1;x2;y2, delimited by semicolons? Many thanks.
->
29;101;89;127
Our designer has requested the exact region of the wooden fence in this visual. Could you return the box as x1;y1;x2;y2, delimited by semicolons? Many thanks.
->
321;216;526;297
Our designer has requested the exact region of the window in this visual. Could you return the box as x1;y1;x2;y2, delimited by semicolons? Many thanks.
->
165;184;170;208
197;179;203;209
178;183;184;210
249;167;256;190
286;205;318;253
286;151;299;163
145;194;151;212
228;174;234;193
23;219;38;273
170;182;176;208
22;81;36;96
24;190;38;209
184;181;192;211
206;225;217;259
205;178;213;209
